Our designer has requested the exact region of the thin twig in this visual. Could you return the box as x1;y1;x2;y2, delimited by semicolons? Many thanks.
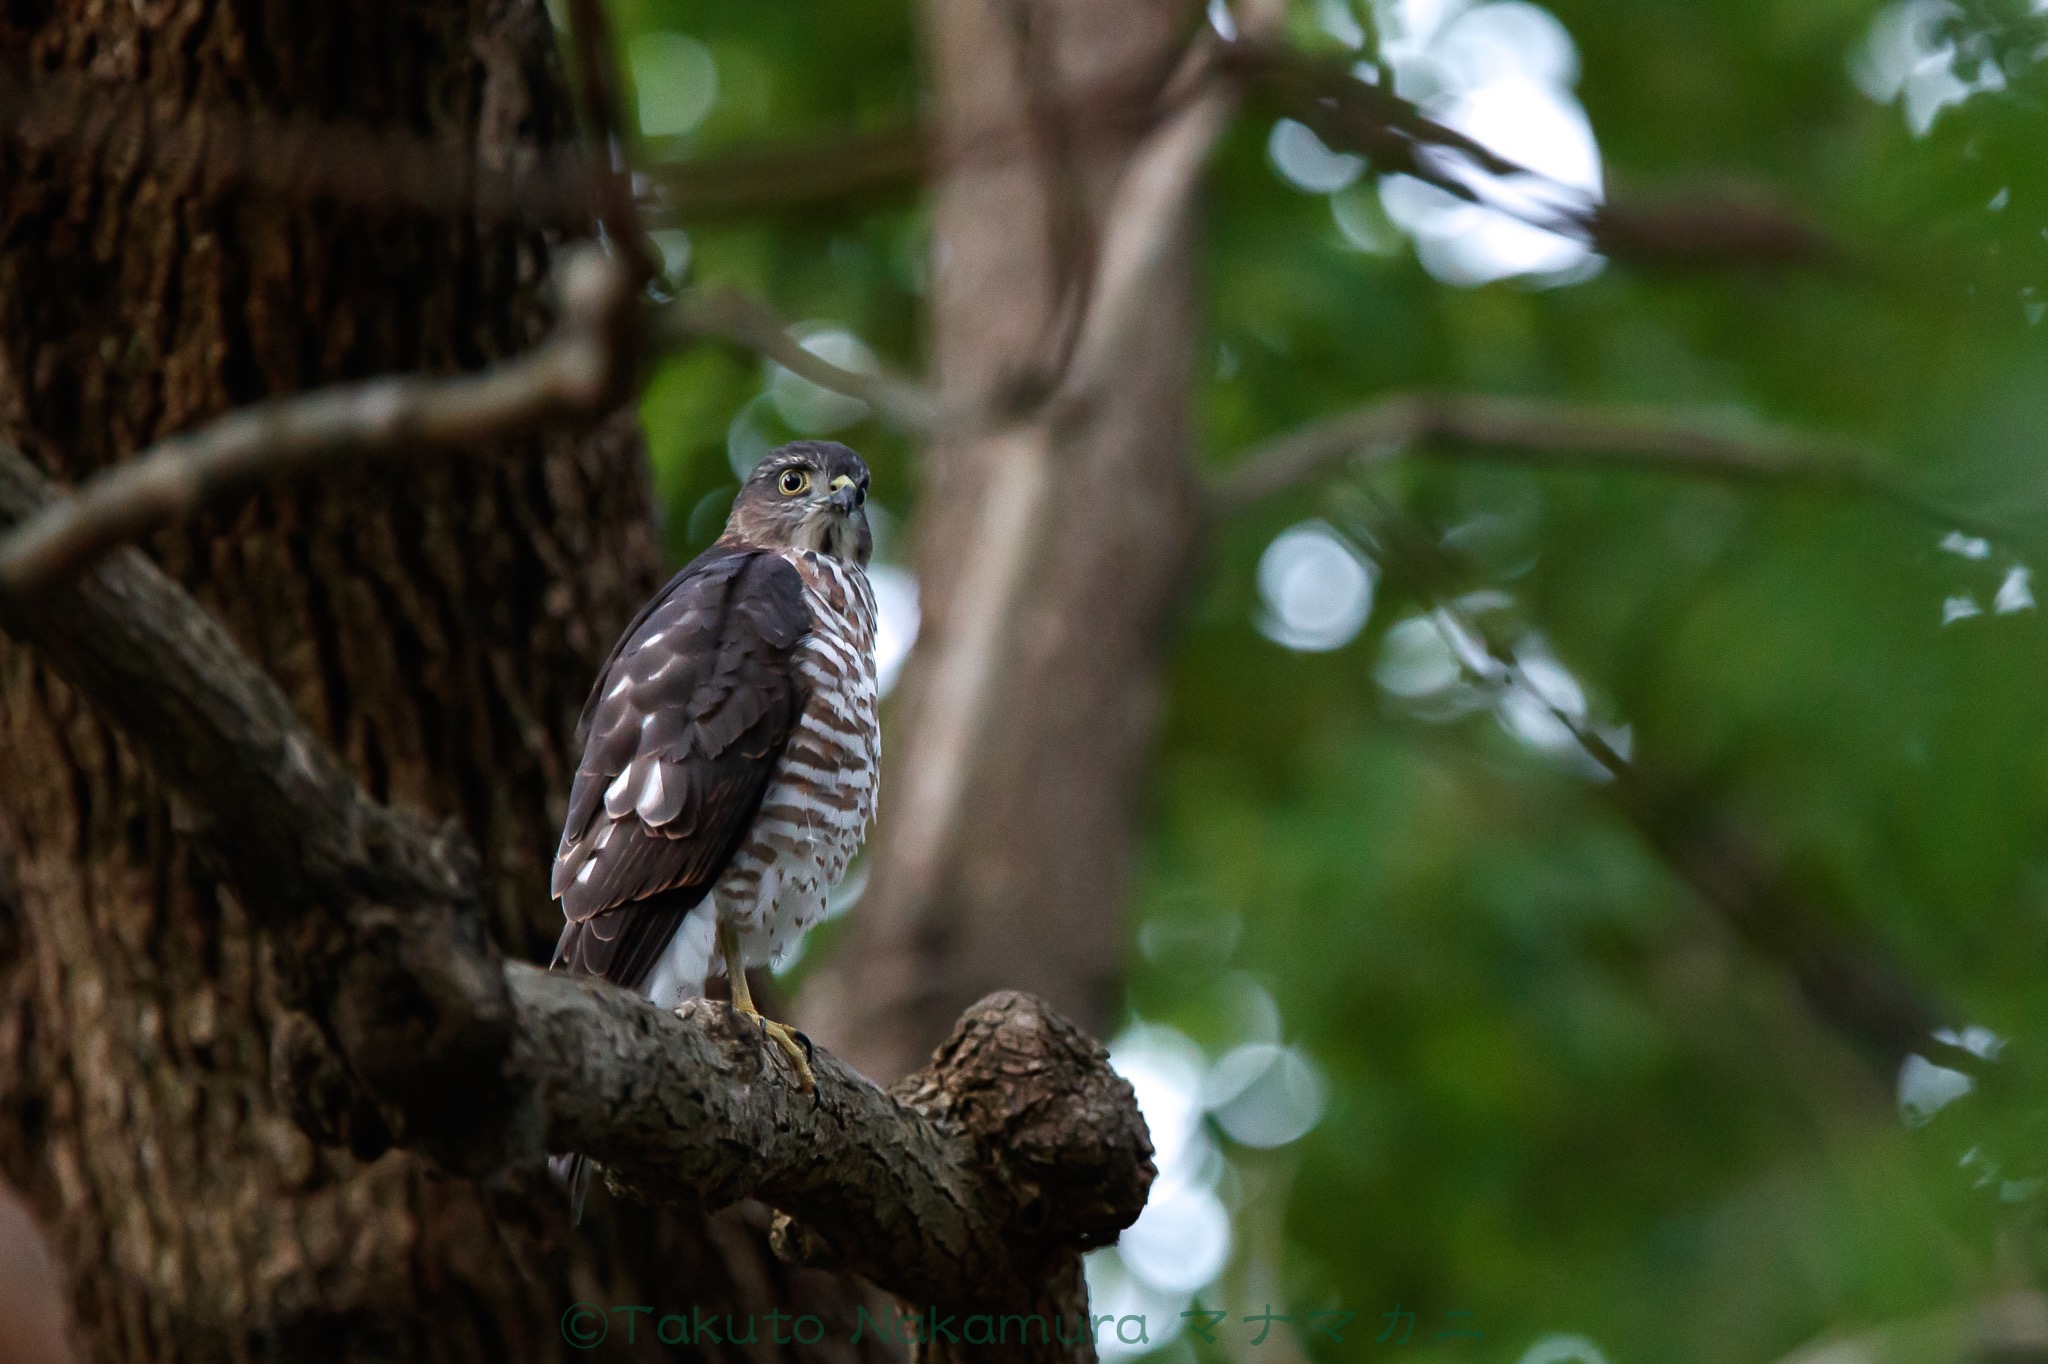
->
1227;41;1840;274
663;287;940;434
650;123;926;221
1207;391;2022;549
1359;498;1986;1082
1762;1293;2048;1364
564;0;657;287
0;248;633;598
0;250;952;599
665;53;1224;448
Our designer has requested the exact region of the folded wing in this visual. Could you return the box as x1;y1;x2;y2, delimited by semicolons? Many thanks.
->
550;547;809;991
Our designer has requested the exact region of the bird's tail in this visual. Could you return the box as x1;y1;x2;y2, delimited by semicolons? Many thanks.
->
545;901;718;1226
549;1151;593;1225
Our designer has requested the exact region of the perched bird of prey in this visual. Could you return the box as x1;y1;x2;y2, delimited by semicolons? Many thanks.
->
547;440;879;1215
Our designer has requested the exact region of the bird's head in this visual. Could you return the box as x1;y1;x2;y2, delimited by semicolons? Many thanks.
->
724;440;873;565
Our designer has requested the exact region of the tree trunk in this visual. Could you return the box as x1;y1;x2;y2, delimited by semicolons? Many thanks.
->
798;0;1204;1082
0;3;885;1360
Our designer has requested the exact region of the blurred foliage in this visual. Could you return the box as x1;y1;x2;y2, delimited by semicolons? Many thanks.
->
602;0;2048;1357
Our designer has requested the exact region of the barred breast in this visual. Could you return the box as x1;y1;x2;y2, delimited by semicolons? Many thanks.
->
714;549;880;967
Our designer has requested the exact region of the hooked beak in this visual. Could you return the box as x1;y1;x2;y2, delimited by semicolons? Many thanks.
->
828;476;864;515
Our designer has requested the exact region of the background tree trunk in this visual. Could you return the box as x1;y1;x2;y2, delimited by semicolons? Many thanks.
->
799;0;1204;1083
0;3;887;1360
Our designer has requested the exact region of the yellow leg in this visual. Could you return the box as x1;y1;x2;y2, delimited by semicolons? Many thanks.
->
718;922;815;1092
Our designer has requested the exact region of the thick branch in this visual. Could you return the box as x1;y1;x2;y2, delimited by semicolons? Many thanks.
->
0;438;518;1168
0;436;1152;1335
1208;391;2016;547
519;975;1151;1313
0;248;633;598
0;446;465;918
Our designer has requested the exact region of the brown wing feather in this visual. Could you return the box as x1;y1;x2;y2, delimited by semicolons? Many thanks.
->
549;546;809;991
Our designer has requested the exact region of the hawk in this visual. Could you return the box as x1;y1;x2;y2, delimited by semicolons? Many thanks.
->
548;440;879;1211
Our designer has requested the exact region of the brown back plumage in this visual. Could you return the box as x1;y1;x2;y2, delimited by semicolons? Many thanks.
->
549;546;810;990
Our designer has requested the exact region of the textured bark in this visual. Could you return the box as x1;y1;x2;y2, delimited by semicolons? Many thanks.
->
799;0;1205;1083
527;983;1152;1331
0;2;881;1361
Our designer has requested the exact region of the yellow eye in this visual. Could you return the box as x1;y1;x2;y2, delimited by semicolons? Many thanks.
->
777;468;811;496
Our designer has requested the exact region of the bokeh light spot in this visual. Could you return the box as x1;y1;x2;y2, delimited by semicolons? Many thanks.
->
629;33;718;138
1257;521;1377;652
